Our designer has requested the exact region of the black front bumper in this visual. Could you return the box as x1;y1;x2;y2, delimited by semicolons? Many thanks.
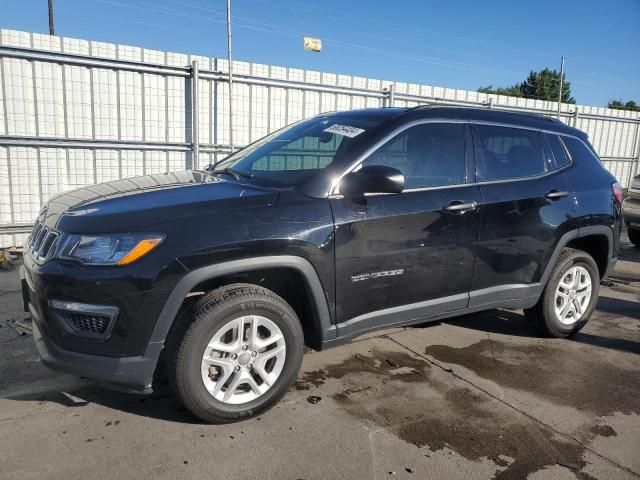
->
31;318;159;393
22;265;163;393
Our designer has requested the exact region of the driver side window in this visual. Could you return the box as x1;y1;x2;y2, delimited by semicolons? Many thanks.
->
362;123;467;189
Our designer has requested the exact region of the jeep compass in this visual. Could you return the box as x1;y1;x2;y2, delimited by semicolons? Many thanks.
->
21;106;622;423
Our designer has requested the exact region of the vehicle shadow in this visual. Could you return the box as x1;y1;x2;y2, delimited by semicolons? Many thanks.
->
7;377;201;425
441;308;639;355
596;295;640;319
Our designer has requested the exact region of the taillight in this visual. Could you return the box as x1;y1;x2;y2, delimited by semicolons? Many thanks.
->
612;182;623;204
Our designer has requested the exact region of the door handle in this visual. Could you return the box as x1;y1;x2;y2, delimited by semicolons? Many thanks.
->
545;190;569;200
443;201;478;214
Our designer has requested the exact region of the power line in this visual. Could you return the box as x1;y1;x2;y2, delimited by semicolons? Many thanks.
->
95;0;523;75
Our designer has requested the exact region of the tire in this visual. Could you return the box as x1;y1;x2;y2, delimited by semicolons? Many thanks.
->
524;248;600;338
628;227;640;247
166;283;304;423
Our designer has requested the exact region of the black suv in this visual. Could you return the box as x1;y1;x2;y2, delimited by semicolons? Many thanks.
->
21;107;622;423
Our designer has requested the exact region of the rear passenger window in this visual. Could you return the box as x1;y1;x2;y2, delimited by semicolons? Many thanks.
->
546;134;571;168
475;125;545;181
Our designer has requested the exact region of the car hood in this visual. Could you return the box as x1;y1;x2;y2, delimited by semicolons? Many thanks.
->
40;170;278;233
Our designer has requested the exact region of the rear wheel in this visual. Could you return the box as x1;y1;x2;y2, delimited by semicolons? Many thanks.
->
628;227;640;247
524;248;599;338
166;284;304;423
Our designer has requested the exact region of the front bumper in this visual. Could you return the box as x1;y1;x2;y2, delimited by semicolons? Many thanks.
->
31;318;159;393
20;260;175;393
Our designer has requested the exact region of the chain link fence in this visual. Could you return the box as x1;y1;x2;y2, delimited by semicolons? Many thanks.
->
1;28;639;247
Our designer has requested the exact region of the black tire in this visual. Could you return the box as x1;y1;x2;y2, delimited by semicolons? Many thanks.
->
524;248;600;338
166;283;304;423
628;227;640;247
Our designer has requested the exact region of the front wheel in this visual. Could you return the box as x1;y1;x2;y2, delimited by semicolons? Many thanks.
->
166;284;304;423
524;248;600;338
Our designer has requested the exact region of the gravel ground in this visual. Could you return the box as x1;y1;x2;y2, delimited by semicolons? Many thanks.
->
0;230;638;480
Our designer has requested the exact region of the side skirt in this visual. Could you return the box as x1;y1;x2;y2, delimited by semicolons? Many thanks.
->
323;284;542;349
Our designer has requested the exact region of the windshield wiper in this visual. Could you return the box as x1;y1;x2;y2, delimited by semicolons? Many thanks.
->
210;167;252;182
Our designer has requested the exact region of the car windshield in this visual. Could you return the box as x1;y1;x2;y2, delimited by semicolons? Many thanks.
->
211;115;382;188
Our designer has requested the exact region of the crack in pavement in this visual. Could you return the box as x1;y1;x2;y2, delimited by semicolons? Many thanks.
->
384;335;640;478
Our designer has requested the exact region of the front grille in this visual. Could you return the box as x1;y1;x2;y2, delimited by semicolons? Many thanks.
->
68;314;111;335
26;220;59;262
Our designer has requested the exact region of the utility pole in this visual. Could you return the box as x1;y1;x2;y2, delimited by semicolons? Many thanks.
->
226;0;234;153
48;0;55;35
557;56;564;119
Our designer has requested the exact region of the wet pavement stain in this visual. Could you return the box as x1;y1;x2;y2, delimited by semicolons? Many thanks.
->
589;424;617;438
424;339;640;417
298;348;601;479
296;350;429;391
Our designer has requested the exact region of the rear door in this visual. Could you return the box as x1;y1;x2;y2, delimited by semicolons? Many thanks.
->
470;124;577;305
330;122;482;333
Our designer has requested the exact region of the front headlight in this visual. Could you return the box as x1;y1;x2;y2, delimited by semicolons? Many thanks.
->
58;233;164;265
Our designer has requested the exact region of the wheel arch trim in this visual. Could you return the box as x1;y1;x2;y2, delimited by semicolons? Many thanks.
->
145;255;335;355
541;225;614;285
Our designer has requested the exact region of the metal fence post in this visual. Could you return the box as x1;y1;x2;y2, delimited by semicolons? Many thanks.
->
190;60;199;170
634;122;640;178
573;109;579;128
382;85;395;108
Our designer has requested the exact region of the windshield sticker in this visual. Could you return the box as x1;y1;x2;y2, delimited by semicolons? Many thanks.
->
323;124;366;138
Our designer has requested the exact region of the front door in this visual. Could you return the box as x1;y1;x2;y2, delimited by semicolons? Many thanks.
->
330;122;481;335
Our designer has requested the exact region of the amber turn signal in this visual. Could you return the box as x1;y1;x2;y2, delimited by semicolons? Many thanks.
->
116;238;163;265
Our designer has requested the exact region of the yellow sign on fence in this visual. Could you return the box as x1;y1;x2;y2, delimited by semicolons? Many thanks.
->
303;36;322;52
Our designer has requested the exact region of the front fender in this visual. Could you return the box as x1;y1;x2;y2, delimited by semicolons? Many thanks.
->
143;255;335;365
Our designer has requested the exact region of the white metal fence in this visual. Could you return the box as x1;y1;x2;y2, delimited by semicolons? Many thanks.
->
1;28;639;247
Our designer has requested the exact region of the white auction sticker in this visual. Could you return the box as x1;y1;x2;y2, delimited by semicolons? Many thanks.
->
323;124;366;138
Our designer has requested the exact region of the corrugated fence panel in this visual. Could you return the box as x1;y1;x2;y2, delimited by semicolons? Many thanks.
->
0;28;638;247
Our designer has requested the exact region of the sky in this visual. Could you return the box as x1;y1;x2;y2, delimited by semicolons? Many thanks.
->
2;0;639;107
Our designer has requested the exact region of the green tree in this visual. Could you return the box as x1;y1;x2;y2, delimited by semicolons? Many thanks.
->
477;67;575;103
608;100;640;112
520;68;575;103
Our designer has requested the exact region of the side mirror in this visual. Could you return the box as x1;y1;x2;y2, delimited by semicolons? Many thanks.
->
340;165;405;197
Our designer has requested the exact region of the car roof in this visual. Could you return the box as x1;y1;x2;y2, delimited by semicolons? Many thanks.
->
413;105;585;137
338;105;583;138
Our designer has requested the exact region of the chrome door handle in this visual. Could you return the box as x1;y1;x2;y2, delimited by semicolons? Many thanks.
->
443;201;478;213
546;190;569;200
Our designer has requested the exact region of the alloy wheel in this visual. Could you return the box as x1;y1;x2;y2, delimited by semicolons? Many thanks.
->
554;265;592;325
200;315;286;404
